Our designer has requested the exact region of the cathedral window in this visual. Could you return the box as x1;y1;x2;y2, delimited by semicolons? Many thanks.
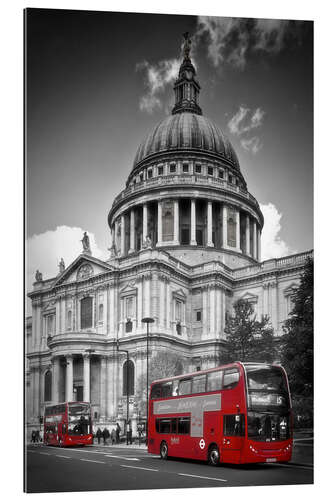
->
67;310;72;330
44;370;52;402
195;310;202;322
219;169;224;179
80;296;93;329
170;163;176;173
227;208;237;247
195;164;202;173
125;319;133;332
147;169;153;178
182;163;189;173
98;303;104;323
158;166;164;175
229;174;233;183
46;315;55;336
139;173;144;182
208;166;214;176
123;360;135;396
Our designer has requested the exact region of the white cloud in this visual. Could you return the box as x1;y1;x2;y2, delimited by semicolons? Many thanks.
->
136;58;180;114
196;17;296;70
26;226;108;314
260;203;294;260
228;106;265;154
240;136;262;154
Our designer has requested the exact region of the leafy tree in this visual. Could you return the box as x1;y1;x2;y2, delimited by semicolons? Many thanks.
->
281;258;313;400
137;351;184;416
224;299;276;363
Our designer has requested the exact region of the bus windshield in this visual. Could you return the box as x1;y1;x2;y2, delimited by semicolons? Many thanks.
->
245;365;291;442
68;404;91;435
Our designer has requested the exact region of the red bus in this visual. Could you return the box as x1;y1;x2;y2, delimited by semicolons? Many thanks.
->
44;402;93;447
148;362;292;465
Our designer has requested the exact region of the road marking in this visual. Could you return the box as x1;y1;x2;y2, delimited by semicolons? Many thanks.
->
39;452;50;456
178;473;227;482
56;455;72;459
293;437;313;442
121;465;158;472
268;463;313;471
104;455;140;461
80;459;106;464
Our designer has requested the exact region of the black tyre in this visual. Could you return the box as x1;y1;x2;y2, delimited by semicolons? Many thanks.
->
208;445;220;466
160;441;168;460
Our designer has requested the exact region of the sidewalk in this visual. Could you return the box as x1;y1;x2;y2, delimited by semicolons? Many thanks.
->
91;441;147;450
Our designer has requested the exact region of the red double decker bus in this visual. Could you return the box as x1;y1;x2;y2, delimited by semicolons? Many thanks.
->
44;402;93;447
148;362;292;465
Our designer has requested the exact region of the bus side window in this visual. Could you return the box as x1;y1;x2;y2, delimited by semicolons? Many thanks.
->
223;369;240;389
178;417;190;434
151;384;162;399
172;380;179;396
161;381;173;397
178;378;192;395
207;370;223;391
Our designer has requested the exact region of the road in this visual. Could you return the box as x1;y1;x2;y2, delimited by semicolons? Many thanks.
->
25;439;313;493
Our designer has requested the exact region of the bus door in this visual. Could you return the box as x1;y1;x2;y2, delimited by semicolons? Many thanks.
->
222;414;245;462
203;411;222;457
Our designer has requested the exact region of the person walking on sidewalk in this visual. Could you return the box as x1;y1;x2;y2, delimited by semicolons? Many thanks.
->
116;423;121;443
96;427;102;444
102;427;109;445
111;428;116;445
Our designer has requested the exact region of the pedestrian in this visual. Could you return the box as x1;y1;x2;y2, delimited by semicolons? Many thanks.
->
96;427;102;444
116;423;121;443
128;426;132;445
31;430;35;443
111;428;116;445
102;427;108;445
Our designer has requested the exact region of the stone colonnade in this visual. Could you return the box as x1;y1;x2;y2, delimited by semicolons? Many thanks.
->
112;199;261;260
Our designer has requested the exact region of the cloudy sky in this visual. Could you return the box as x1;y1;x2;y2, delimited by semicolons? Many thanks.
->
26;9;313;303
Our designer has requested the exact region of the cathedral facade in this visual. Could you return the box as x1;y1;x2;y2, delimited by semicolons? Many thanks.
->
26;37;312;435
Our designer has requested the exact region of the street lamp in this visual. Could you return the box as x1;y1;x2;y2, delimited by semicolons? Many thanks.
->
116;340;130;445
141;317;154;440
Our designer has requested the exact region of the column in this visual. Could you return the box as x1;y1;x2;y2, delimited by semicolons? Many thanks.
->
253;221;257;260
216;287;222;336
257;228;261;262
221;289;226;338
120;214;125;256
271;283;278;332
65;355;73;402
111;224;115;248
207;201;213;247
129;210;135;253
165;279;170;331
202;287;208;336
144;275;151;317
142;204;148;242
190;199;197;245
157;201;163;244
246;215;250;255
52;356;60;403
209;286;215;335
99;356;107;419
106;355;113;419
222;204;228;248
137;277;142;332
159;277;165;329
83;354;90;402
236;210;241;252
173;199;179;244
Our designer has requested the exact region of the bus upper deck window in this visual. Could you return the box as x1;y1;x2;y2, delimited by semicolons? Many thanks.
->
223;369;240;389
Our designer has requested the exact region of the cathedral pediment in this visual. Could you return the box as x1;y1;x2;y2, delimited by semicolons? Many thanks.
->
283;283;299;296
53;254;115;286
240;292;258;303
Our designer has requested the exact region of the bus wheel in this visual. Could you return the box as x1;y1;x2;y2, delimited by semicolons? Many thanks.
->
208;445;220;466
160;441;168;460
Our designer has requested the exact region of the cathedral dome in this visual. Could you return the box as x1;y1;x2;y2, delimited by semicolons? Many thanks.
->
132;113;240;171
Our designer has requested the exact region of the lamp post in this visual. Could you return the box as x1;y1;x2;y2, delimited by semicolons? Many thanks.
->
116;340;130;445
141;317;154;441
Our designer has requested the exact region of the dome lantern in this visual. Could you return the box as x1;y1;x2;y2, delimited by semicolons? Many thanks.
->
172;32;202;116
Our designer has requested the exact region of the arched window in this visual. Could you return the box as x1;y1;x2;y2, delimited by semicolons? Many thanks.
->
44;370;52;402
123;360;135;396
81;297;93;329
98;303;104;323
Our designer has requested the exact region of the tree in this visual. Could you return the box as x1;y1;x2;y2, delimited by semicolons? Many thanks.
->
224;299;276;363
281;258;313;401
137;351;184;416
